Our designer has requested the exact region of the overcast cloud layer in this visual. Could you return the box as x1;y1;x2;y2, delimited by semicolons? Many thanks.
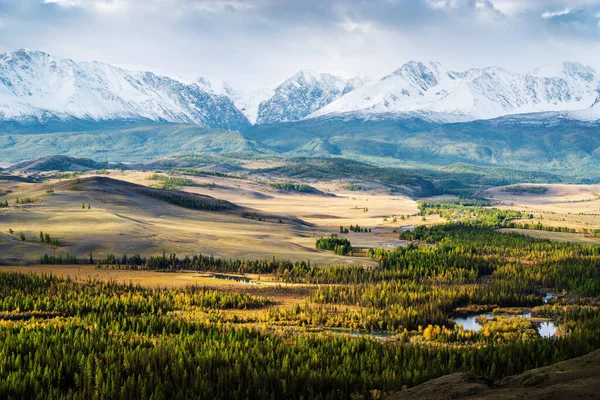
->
1;0;600;89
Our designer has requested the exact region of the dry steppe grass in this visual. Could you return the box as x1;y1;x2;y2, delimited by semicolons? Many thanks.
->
0;171;422;265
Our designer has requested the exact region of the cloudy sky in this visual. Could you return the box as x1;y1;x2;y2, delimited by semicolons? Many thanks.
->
1;0;600;89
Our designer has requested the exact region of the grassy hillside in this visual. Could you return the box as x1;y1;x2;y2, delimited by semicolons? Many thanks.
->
2;115;600;178
0;123;261;162
7;155;126;172
244;115;600;176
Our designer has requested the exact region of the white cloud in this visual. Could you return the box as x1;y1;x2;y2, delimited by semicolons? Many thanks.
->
0;0;599;90
426;0;461;10
44;0;129;13
542;8;573;19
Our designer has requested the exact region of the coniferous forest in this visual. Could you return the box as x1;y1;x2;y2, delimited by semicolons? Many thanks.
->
2;201;600;399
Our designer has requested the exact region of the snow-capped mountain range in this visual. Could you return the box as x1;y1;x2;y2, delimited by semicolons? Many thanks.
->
0;49;249;131
191;70;367;124
1;49;600;131
311;61;600;122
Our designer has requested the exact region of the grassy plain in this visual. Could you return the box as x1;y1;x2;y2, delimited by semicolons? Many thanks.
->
0;169;428;266
484;183;600;237
4;173;600;267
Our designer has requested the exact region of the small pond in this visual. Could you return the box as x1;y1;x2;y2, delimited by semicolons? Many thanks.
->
452;313;557;338
208;274;258;285
378;241;409;248
543;292;556;304
320;327;396;340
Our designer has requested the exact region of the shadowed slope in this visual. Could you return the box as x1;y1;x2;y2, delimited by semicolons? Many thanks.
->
393;349;600;399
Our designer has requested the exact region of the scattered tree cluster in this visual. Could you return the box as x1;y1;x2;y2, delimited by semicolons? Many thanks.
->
340;224;371;234
269;181;314;193
316;236;353;255
39;231;59;246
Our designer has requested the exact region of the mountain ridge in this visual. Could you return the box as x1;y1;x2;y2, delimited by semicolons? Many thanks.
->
0;49;250;131
310;60;600;122
1;49;600;129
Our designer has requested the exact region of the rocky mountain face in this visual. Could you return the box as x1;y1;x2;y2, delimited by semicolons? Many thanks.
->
0;49;250;131
255;70;365;124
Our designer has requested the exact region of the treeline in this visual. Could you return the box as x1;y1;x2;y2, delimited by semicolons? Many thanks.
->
99;252;312;275
417;201;522;227
269;181;315;193
170;168;233;178
39;253;78;264
502;186;548;195
95;223;600;294
340;225;371;234
138;189;228;211
15;197;32;205
148;173;198;190
510;221;600;237
0;272;271;316
343;183;363;191
398;223;600;296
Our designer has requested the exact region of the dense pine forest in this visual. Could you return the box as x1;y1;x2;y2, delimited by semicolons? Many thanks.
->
2;202;600;398
0;271;599;399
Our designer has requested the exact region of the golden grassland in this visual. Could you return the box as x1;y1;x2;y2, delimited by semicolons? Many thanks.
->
0;170;427;266
3;172;600;269
0;264;259;288
498;228;600;245
484;183;600;235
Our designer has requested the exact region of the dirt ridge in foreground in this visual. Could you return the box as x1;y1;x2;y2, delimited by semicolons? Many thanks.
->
392;349;600;399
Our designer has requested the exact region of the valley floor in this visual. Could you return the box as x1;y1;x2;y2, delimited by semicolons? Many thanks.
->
2;165;600;399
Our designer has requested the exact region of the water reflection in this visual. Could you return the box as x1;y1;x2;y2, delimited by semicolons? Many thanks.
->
543;292;556;304
537;321;557;338
452;313;557;338
208;274;258;285
320;327;396;340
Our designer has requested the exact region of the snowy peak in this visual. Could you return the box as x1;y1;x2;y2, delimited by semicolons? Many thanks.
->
3;49;600;129
219;83;275;125
310;60;600;122
343;76;369;94
282;70;346;90
255;70;365;124
384;61;447;90
0;49;250;130
190;69;365;124
532;61;597;82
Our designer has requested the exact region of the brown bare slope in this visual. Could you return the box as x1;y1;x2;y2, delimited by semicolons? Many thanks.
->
56;176;239;212
392;349;600;400
0;174;326;264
